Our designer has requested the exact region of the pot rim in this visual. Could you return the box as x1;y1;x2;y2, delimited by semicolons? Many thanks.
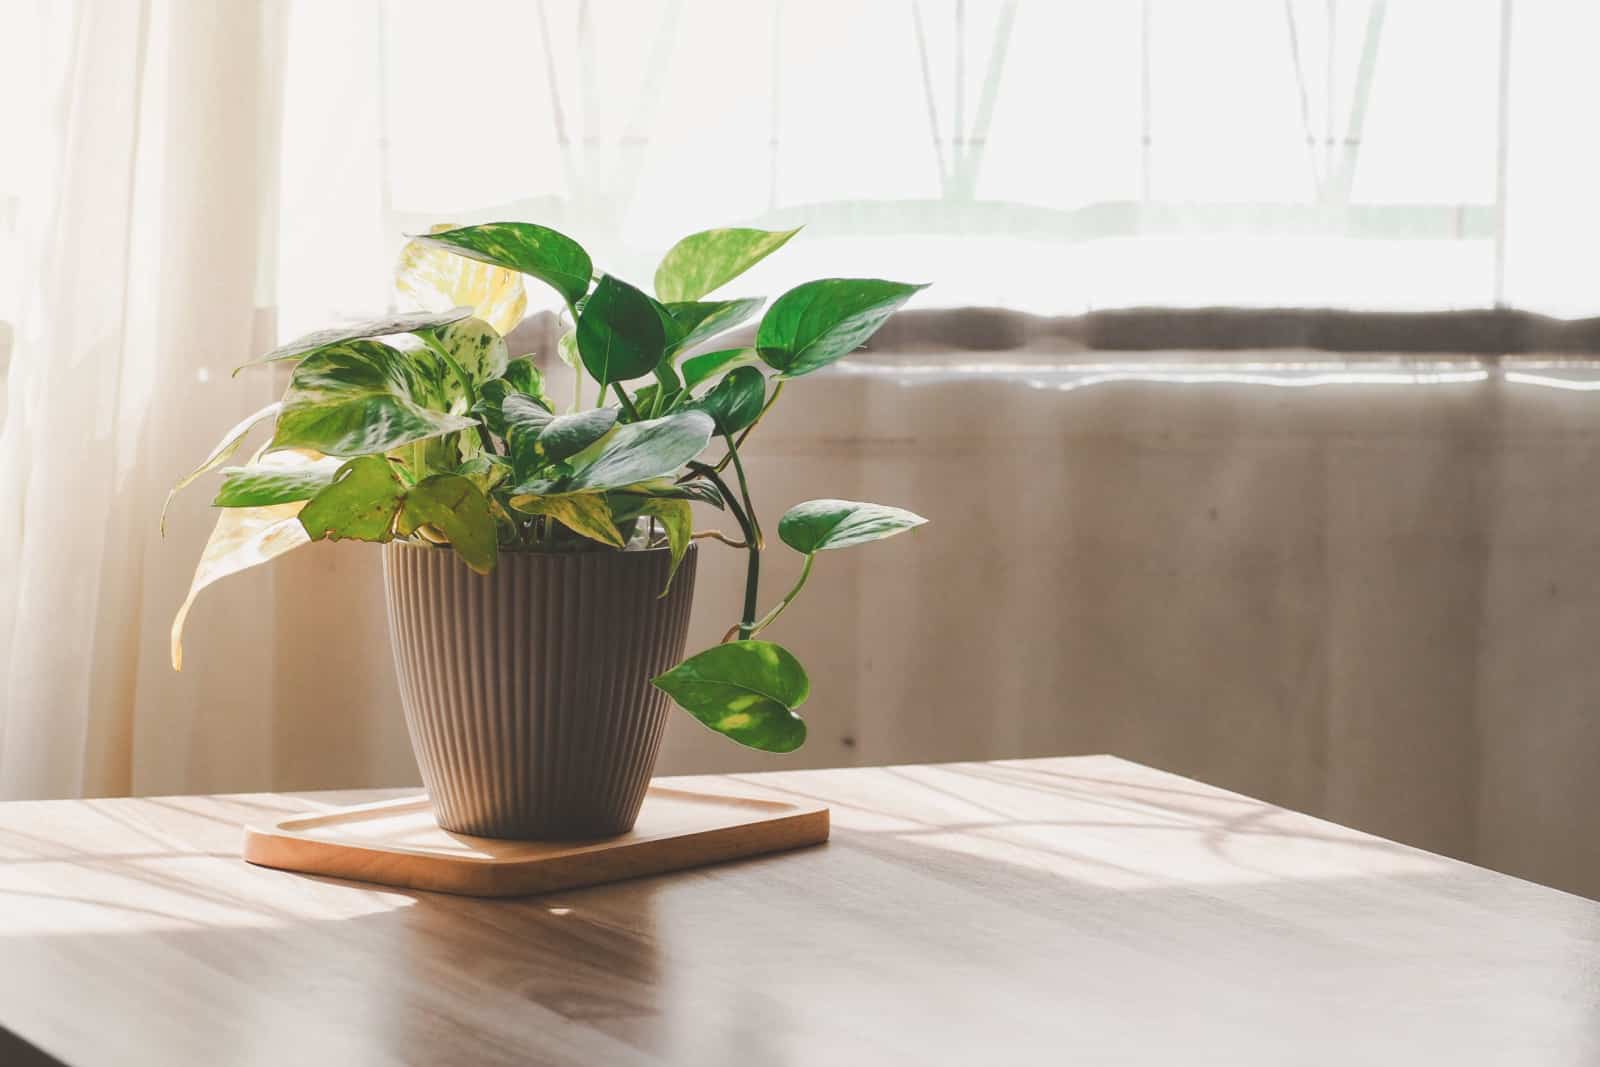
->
385;538;693;559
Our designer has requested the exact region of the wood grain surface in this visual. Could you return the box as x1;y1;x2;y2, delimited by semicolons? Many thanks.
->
242;787;829;897
1;755;1597;1066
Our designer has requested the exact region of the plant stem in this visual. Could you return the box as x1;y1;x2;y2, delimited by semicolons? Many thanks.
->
748;552;814;638
612;383;642;420
723;433;762;548
739;544;761;640
687;457;761;637
718;433;764;638
691;529;748;548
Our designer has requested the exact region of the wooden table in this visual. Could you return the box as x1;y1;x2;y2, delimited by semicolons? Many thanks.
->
2;756;1597;1066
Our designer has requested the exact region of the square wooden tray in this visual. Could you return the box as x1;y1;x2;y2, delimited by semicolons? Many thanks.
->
242;787;829;898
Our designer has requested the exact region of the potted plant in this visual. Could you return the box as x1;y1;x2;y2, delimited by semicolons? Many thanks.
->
167;221;926;839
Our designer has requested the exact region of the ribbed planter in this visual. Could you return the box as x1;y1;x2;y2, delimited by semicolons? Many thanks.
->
382;541;697;840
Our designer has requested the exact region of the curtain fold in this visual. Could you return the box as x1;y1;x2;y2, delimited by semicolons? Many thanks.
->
0;0;287;798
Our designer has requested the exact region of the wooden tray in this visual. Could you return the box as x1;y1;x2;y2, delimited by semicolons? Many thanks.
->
242;787;829;898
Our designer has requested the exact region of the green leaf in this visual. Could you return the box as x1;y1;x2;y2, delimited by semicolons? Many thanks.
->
511;492;626;549
424;316;508;385
213;453;345;508
410;222;593;306
578;275;668;386
510;410;714;497
611;476;725;509
503;395;617;477
400;474;498;573
162;401;281;533
172;502;311;670
690;365;765;435
269;339;477;457
680;347;760;390
665;298;764;354
235;309;472;374
777;499;928;554
476;376;551;440
756;279;927;378
502;356;545;399
654;227;800;303
653;641;809;752
299;455;405;543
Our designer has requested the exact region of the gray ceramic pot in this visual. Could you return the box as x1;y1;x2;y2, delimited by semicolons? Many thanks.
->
382;540;697;840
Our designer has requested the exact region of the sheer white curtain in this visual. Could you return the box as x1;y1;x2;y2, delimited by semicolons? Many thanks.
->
0;0;286;798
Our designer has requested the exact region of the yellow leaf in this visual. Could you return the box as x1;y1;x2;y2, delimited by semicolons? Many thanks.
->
171;502;310;671
513;493;626;548
396;224;528;336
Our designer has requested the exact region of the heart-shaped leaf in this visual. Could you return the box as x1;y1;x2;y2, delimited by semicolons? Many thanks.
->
399;474;497;573
423;316;508;386
171;502;311;670
511;410;714;498
512;492;626;548
653;640;809;752
269;340;477;457
162;401;282;532
503;395;617;478
665;298;764;354
236;309;472;374
756;279;927;378
396;225;528;336
777;499;927;554
299;455;405;543
654;227;800;303
214;452;346;508
690;365;766;435
502;357;545;399
410;222;593;306
680;347;760;390
578;275;668;386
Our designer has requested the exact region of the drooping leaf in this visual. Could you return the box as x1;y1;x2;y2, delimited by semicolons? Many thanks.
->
395;225;528;336
171;502;311;670
399;474;498;573
511;492;626;548
654;227;800;303
653;640;809;752
665;298;764;354
690;365;765;435
777;499;928;554
213;452;345;508
423;316;508;386
503;395;617;477
577;274;668;387
235;309;472;374
756;279;927;378
410;222;593;306
681;347;760;390
269;339;477;457
299;455;405;543
162;401;282;532
637;497;692;594
511;410;714;497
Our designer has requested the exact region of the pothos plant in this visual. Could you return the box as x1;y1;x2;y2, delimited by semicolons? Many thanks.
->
167;222;927;753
